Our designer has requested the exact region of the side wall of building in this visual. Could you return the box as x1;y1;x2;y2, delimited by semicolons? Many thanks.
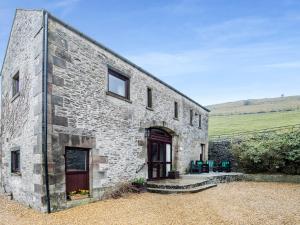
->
47;17;209;211
0;10;45;211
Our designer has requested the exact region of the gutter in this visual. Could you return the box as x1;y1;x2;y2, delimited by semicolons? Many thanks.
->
42;10;51;214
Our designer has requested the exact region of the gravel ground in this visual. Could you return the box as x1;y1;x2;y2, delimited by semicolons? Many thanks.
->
0;182;299;225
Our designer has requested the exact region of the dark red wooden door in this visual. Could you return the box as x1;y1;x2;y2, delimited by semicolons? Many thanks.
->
147;128;172;180
65;148;89;194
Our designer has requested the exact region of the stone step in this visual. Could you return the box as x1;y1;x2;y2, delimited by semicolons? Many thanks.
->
146;183;217;194
146;179;212;190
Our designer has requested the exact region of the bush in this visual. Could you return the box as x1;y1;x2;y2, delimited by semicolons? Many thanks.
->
103;183;135;199
231;130;300;174
132;177;145;186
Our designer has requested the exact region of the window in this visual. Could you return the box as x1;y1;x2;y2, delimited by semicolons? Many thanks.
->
200;144;205;161
108;69;129;99
147;87;152;108
12;72;20;97
174;101;178;119
11;150;20;173
66;149;88;172
190;109;193;125
199;114;202;129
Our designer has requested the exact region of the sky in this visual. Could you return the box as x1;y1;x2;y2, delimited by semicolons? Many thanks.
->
0;0;300;105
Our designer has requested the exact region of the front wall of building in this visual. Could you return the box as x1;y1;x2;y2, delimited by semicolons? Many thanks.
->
47;17;209;210
0;10;45;211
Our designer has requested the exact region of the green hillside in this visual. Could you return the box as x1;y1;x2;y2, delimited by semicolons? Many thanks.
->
207;95;300;116
208;96;300;137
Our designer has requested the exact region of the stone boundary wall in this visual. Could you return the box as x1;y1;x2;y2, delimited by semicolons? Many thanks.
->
243;174;300;183
208;139;239;171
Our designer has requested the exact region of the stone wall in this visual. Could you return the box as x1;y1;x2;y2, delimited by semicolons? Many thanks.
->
208;139;238;170
0;10;45;211
46;15;209;211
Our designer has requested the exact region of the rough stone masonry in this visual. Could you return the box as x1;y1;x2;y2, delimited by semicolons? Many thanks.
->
0;9;209;212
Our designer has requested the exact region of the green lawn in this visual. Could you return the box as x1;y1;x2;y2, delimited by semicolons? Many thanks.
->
209;110;300;137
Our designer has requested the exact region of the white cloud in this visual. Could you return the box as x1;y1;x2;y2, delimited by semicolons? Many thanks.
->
46;0;81;17
195;17;278;47
264;61;300;69
51;0;80;8
128;50;209;77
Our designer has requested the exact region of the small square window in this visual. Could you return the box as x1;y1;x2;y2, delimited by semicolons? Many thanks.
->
174;102;178;119
12;72;20;97
147;87;153;108
190;109;193;125
108;69;129;100
11;150;20;174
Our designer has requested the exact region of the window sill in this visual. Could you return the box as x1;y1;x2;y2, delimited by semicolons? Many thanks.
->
11;172;21;177
11;92;20;103
146;106;154;111
106;91;132;103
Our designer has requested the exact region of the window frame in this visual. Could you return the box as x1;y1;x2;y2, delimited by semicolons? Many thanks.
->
198;114;202;129
107;68;130;100
147;87;153;109
12;71;20;98
11;149;20;174
174;101;178;119
190;109;193;126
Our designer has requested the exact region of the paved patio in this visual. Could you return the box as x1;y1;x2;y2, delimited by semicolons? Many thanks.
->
182;172;244;179
146;172;244;193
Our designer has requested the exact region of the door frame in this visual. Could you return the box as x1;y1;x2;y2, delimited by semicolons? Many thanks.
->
147;128;172;180
65;147;90;196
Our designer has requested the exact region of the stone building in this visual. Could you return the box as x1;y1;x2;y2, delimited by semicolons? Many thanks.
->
0;9;209;212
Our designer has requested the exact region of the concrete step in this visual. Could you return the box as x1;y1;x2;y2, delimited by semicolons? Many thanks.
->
147;183;217;194
146;179;212;190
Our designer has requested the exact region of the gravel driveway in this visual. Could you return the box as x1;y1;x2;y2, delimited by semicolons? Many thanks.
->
0;182;299;225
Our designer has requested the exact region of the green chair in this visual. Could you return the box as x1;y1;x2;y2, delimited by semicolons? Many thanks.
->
190;160;201;173
221;161;231;172
196;160;209;173
206;160;216;172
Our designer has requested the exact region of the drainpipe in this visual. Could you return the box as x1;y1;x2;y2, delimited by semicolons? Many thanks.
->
42;10;51;214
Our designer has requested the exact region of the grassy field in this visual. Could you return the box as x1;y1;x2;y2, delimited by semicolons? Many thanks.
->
207;95;300;116
209;109;300;137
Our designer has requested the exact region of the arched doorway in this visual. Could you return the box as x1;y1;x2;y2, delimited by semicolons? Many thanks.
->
147;128;172;180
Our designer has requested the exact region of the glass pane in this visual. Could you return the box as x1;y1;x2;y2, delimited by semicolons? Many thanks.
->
159;144;164;161
66;150;87;171
151;143;158;161
152;165;158;178
166;144;171;162
109;74;126;97
166;164;171;174
160;165;164;177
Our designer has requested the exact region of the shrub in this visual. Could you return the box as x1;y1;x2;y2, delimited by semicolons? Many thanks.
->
132;177;145;186
231;129;300;174
103;183;135;199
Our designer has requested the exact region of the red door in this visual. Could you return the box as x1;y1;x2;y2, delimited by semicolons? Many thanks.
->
147;128;172;180
65;148;89;194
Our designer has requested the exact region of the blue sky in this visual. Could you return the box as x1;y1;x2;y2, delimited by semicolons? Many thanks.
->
1;0;300;105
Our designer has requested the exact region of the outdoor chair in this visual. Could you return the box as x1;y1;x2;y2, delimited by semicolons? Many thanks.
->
201;163;209;173
190;160;201;173
206;160;216;172
221;160;231;172
196;160;209;173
